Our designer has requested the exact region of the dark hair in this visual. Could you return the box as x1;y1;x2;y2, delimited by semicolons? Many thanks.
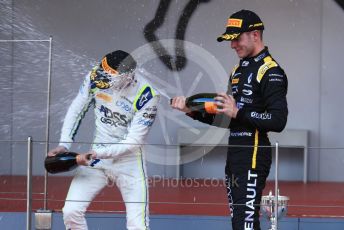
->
258;30;264;40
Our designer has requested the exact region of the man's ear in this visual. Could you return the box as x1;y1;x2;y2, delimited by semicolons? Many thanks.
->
253;30;260;42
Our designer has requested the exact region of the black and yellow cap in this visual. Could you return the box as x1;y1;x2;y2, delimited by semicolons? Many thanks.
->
217;9;264;42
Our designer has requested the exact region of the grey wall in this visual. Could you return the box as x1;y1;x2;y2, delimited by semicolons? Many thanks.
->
0;0;343;181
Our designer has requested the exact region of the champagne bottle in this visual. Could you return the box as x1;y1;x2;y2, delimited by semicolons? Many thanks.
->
45;152;80;174
185;93;218;114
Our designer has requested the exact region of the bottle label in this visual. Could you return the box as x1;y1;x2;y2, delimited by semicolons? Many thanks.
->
204;102;218;114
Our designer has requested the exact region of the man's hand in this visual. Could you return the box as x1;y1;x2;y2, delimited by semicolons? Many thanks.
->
47;146;68;157
170;96;192;113
215;92;239;118
76;150;97;166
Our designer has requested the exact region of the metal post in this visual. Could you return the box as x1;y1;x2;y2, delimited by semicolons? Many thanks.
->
274;142;279;229
43;36;53;210
27;136;33;230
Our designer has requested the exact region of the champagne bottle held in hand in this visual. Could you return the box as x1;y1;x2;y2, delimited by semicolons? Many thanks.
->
185;93;219;114
45;152;81;174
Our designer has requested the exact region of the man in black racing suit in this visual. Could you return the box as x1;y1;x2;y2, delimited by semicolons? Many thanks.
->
171;9;288;230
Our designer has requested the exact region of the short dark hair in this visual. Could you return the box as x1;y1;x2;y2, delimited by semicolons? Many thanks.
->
258;30;263;40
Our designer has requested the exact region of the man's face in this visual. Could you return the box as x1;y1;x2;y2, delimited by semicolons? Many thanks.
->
110;71;136;90
94;67;135;90
230;31;256;59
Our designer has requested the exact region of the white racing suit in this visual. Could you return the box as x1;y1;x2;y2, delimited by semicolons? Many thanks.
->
58;68;160;230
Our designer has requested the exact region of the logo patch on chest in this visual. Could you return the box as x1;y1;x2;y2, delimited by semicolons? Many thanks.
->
96;92;112;103
232;78;239;84
134;85;156;111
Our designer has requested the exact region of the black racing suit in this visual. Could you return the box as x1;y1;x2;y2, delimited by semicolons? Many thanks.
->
186;47;288;230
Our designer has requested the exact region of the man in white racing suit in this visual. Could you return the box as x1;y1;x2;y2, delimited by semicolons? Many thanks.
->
48;50;160;230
